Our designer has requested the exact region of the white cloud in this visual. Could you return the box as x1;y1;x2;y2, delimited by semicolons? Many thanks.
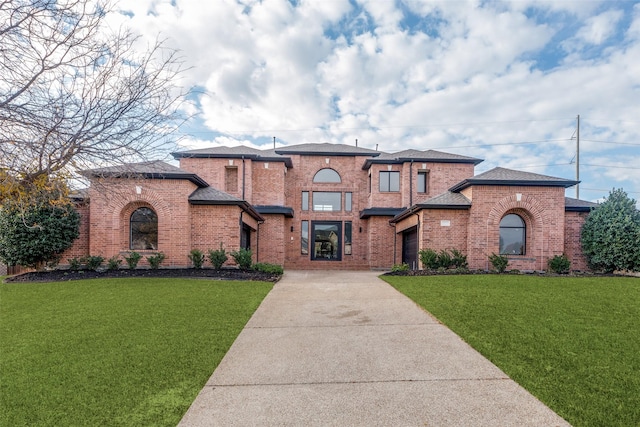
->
111;0;640;202
575;9;624;45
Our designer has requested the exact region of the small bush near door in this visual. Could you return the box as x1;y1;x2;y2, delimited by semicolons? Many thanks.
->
230;248;252;269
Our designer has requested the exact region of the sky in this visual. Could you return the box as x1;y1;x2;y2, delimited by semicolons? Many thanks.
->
110;0;640;204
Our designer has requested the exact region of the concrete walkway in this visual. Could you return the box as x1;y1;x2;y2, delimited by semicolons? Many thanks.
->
179;271;570;426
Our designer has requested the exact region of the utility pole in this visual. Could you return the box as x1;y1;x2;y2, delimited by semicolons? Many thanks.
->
576;114;580;199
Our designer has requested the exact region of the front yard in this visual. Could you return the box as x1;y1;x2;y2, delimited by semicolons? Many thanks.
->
382;274;640;427
0;278;273;426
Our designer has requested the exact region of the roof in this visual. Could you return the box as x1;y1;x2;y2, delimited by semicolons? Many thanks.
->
80;160;209;187
362;149;483;169
449;167;579;192
188;187;264;221
565;197;599;212
359;207;405;219
390;192;471;223
254;205;295;217
172;146;293;168
275;142;381;156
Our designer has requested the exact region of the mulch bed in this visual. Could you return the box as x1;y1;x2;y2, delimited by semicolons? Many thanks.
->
4;268;282;283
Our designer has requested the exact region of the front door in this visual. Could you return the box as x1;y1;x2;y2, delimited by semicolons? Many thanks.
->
402;226;418;270
311;221;342;261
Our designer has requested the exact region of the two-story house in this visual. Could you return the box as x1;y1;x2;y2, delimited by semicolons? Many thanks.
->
65;142;596;271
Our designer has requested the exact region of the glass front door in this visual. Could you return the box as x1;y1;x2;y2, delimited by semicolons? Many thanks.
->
311;221;342;261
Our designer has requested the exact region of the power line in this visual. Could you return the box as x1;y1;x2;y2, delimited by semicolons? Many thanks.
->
580;139;640;146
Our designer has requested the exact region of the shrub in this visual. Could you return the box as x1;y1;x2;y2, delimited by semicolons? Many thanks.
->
581;188;640;272
106;255;122;270
146;252;165;269
208;244;228;270
123;251;142;269
489;253;509;273
188;249;205;269
230;248;252;269
449;249;468;269
68;257;83;271
419;249;439;270
0;200;80;269
252;262;284;275
391;263;409;272
548;254;571;274
437;249;453;269
85;255;104;271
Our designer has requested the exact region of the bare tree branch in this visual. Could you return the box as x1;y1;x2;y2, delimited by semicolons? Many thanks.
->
0;0;188;193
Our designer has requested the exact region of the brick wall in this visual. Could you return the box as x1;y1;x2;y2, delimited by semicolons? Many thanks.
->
252;161;285;206
258;214;286;265
88;178;196;267
421;209;470;254
564;211;590;271
59;200;91;264
190;204;249;267
465;185;566;271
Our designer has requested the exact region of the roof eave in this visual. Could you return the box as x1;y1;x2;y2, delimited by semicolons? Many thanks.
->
449;179;580;192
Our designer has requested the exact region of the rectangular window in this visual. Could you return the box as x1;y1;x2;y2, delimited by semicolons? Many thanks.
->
379;171;400;192
417;171;428;193
345;192;352;212
225;167;238;192
301;220;309;255
313;192;341;211
344;221;352;255
302;191;309;211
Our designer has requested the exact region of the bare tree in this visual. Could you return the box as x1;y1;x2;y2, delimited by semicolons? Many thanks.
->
0;0;186;195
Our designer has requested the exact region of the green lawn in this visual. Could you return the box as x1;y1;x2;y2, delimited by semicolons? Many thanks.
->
0;278;273;426
383;275;640;427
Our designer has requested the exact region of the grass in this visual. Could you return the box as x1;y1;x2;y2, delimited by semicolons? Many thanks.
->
382;275;640;427
0;278;273;426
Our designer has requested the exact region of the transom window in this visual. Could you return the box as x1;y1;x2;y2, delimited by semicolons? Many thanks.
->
313;168;341;183
130;207;158;250
380;171;400;192
499;214;525;255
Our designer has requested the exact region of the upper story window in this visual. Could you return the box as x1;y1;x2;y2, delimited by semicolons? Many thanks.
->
130;207;158;250
313;168;341;183
417;171;428;193
313;192;341;211
379;171;400;192
499;214;525;255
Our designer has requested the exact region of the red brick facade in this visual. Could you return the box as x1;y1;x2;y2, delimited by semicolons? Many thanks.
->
68;143;593;271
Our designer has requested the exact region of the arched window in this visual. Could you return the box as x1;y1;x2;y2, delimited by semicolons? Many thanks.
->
313;168;341;183
130;207;158;250
499;214;525;255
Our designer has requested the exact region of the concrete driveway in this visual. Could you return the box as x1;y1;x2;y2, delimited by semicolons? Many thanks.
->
178;270;570;426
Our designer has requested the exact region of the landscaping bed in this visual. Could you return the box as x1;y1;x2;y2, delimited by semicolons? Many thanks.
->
4;267;282;283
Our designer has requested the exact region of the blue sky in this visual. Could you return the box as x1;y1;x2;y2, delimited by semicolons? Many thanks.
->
112;0;640;204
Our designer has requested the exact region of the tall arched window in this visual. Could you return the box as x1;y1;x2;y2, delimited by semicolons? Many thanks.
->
313;168;341;183
130;207;158;250
499;214;525;255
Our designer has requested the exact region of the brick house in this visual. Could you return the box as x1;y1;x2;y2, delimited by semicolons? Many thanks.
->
67;142;596;271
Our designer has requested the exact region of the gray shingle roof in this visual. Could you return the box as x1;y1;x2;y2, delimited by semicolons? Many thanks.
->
449;167;579;192
363;149;483;169
275;142;381;156
188;187;244;203
565;197;599;212
416;191;472;208
188;187;264;221
390;192;471;223
80;160;208;187
172;145;293;167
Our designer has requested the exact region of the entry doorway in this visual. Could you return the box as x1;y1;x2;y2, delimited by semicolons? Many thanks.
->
402;226;418;270
311;221;342;261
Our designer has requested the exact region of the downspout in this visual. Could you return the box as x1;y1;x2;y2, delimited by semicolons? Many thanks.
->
242;155;246;200
409;159;413;207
